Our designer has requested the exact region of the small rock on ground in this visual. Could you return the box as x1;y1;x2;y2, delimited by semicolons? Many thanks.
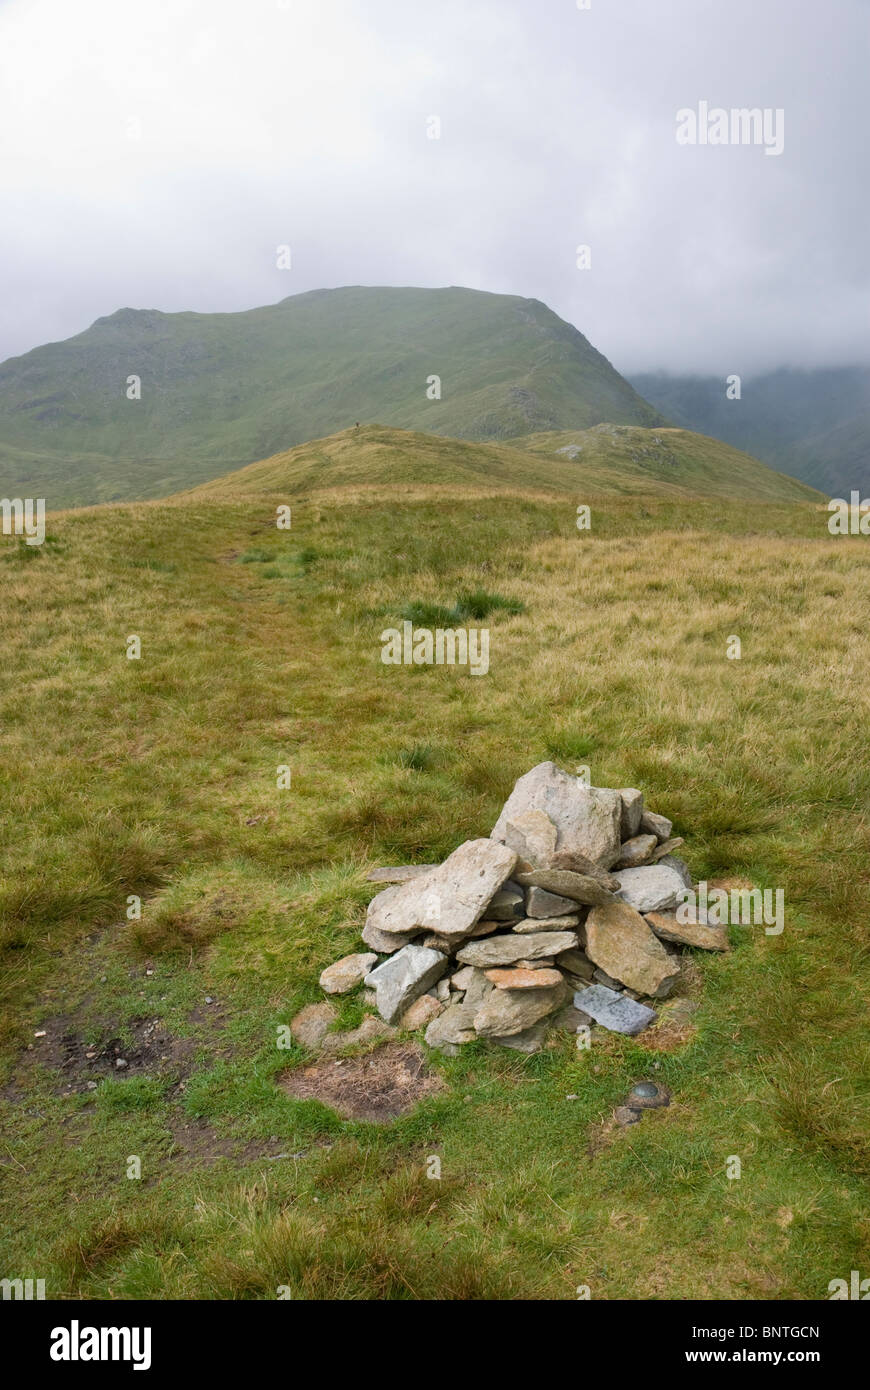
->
290;1002;337;1049
319;952;378;995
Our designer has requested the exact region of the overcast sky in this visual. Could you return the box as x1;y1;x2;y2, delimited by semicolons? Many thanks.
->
0;0;867;375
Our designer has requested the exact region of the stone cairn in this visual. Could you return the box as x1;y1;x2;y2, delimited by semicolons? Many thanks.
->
303;762;729;1056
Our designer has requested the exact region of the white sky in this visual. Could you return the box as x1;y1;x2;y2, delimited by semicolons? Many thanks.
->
0;0;867;374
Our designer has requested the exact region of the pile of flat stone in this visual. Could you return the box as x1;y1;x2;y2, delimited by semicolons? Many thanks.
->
311;762;728;1056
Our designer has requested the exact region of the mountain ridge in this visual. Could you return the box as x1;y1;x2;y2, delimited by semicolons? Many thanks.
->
182;422;824;505
0;285;665;508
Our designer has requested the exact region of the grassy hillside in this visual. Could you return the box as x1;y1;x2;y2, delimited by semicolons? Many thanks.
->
186;423;823;504
790;406;870;498
0;286;664;508
501;424;822;502
0;450;866;1300
631;366;870;496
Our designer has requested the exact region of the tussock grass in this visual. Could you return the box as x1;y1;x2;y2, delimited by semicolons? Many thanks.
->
400;590;525;626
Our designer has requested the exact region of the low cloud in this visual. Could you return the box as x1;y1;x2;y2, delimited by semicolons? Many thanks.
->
0;0;866;375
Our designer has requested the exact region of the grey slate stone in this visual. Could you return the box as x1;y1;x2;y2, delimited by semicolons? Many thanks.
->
456;930;578;967
485;885;526;922
486;1021;549;1052
366;865;438;883
365;838;517;940
616;834;658;869
526;885;579;918
514;867;617;906
615;863;686;914
364;944;448;1024
361;920;419;953
473;980;569;1037
658;854;693;888
424;968;493;1049
513;913;581;932
640;809;673;841
593;967;624;990
572;984;657;1036
619;788;644;838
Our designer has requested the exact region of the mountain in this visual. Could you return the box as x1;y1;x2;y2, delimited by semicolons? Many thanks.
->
186;423;822;504
789;405;870;498
630;366;870;497
0;286;664;509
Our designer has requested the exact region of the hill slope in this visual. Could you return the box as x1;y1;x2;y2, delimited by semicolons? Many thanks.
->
187;423;823;504
505;425;822;502
631;366;870;496
789;405;870;497
0;286;664;508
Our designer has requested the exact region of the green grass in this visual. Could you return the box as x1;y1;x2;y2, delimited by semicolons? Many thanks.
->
0;448;866;1300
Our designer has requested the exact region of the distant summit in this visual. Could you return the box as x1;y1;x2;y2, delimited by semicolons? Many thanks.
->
0;285;663;508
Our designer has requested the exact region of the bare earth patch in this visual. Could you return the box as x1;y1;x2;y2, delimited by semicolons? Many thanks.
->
279;1041;444;1122
19;1014;196;1095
